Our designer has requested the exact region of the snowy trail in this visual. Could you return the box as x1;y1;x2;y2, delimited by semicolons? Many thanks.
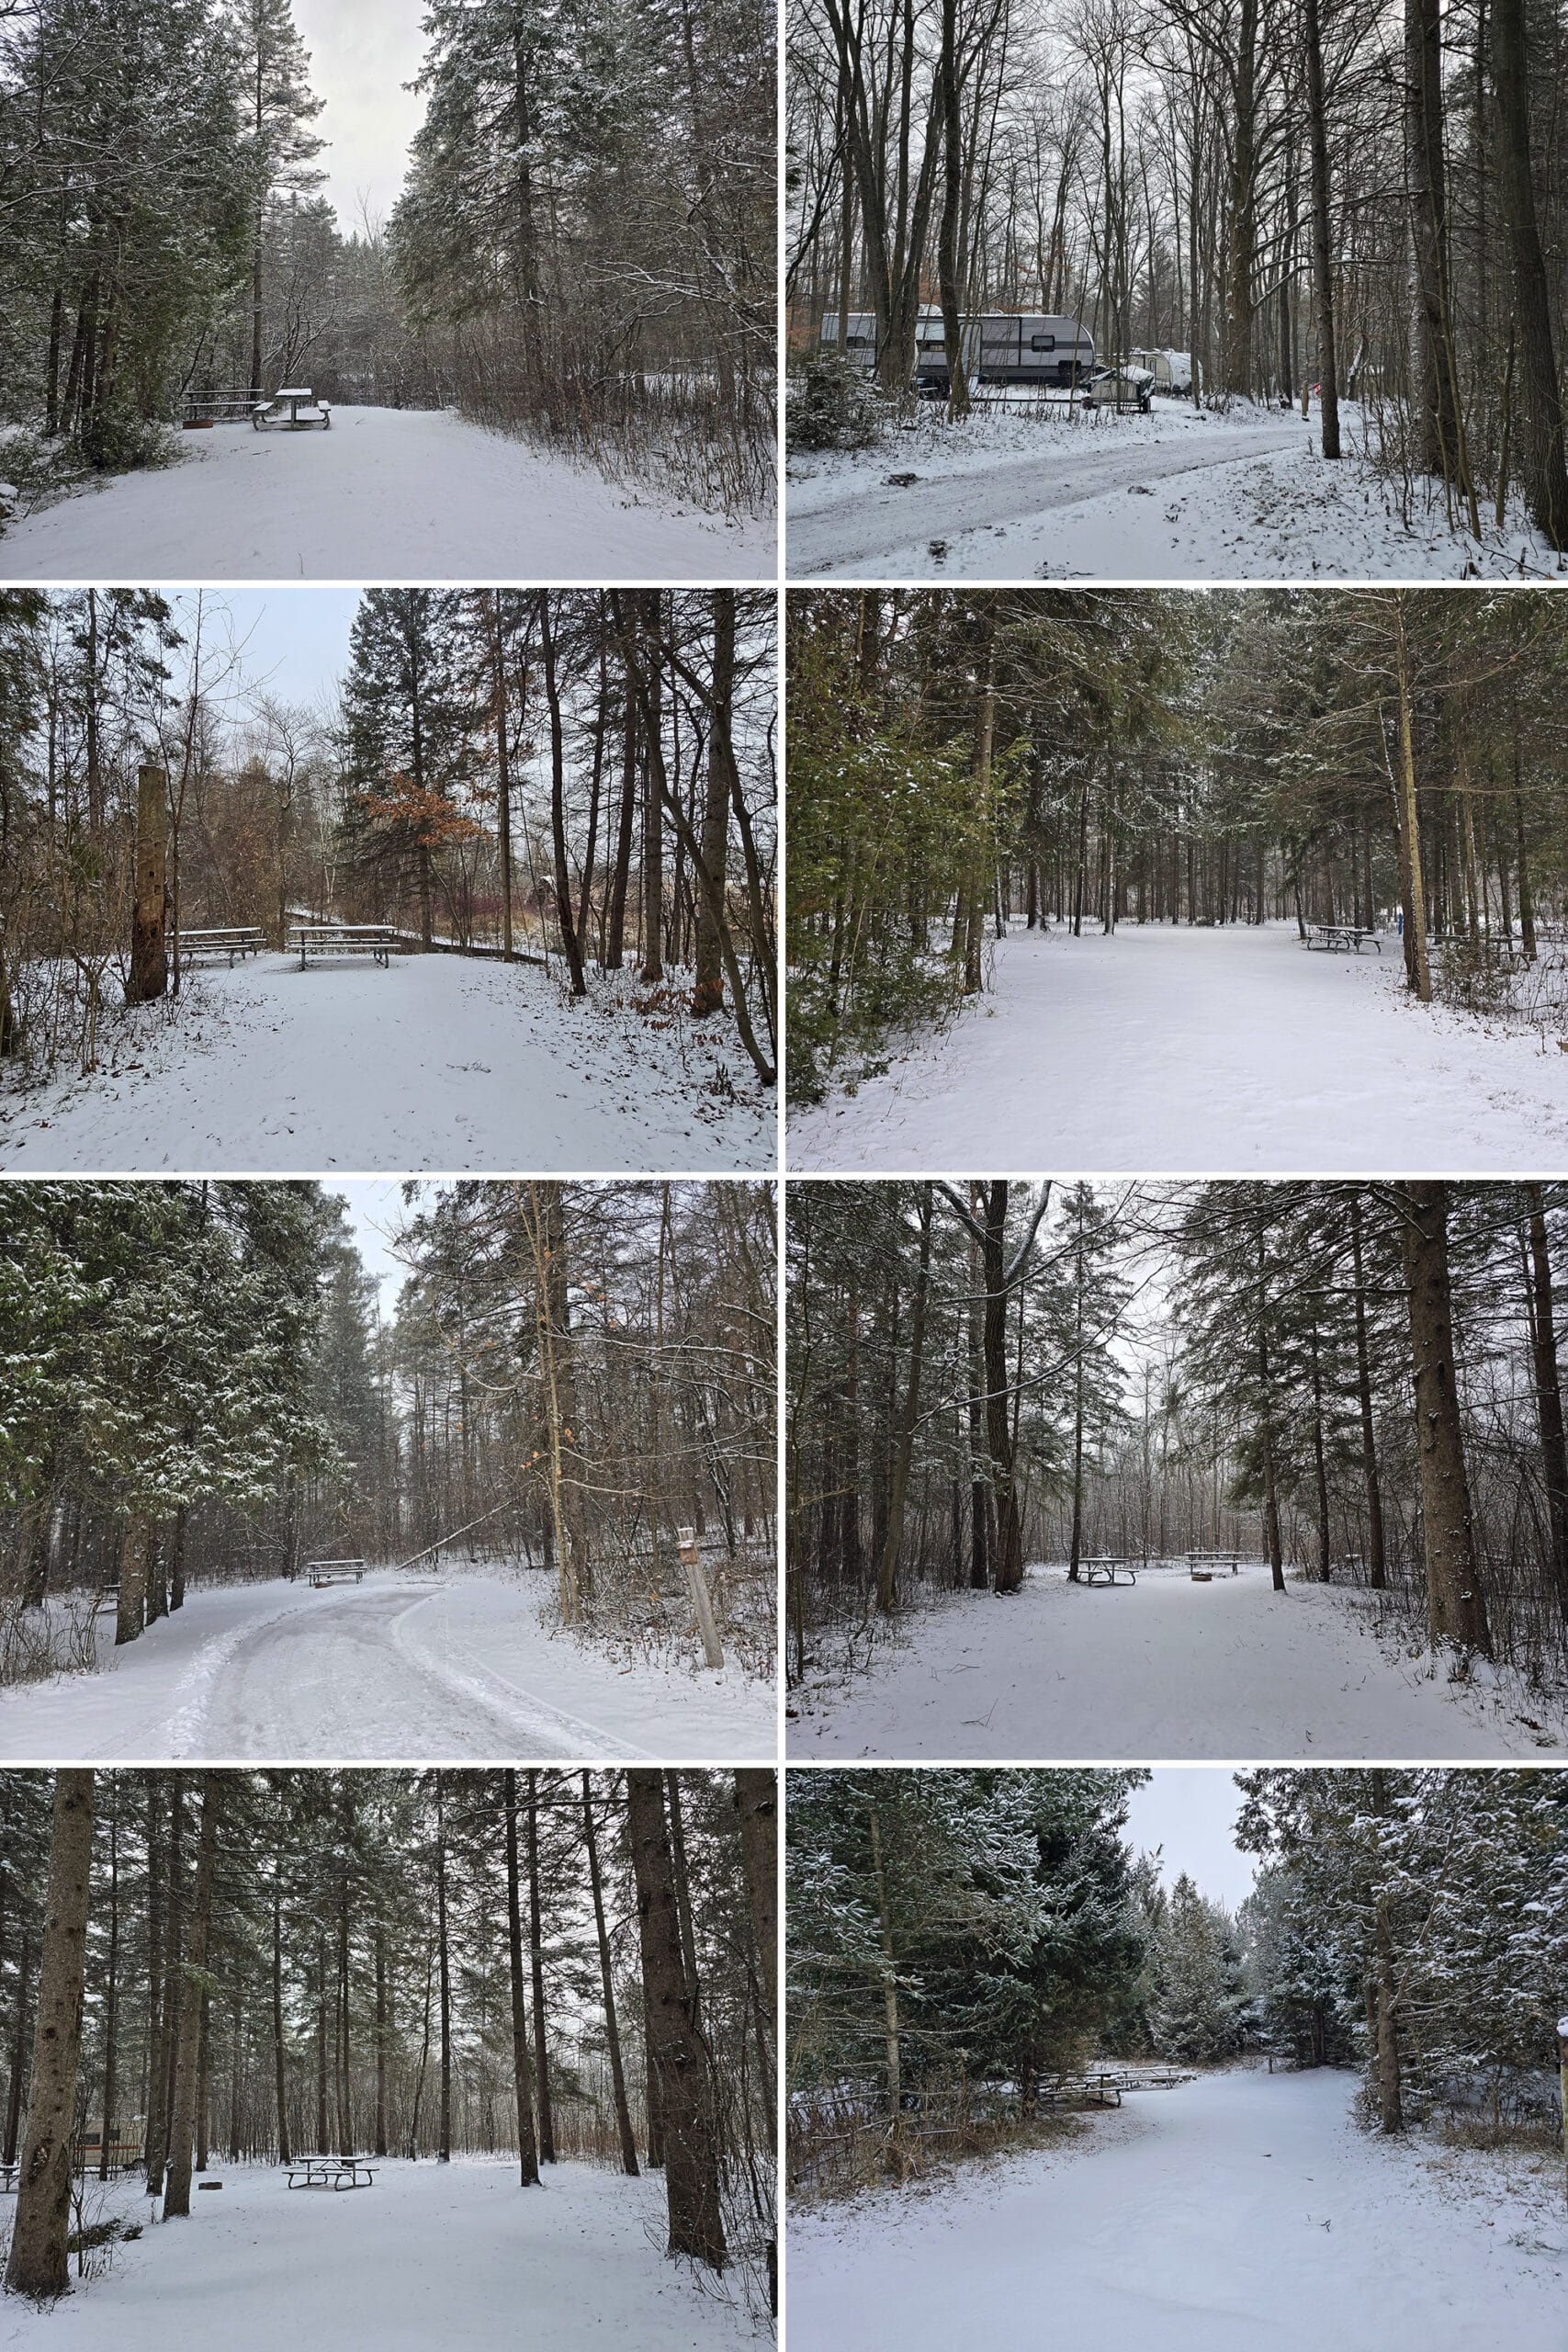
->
0;1573;776;1762
787;1565;1562;1760
0;2158;754;2352
788;923;1568;1173
786;2069;1568;2352
786;414;1303;574
0;953;773;1174
0;405;771;582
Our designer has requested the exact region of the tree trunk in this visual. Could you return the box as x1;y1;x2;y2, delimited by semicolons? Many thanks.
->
1303;0;1341;457
626;1771;725;2271
1490;0;1568;547
164;1774;222;2217
126;765;168;1005
502;1772;541;2186
692;592;736;1014
1349;1193;1387;1588
732;1770;776;2043
5;1773;94;2300
525;1772;556;2164
874;1187;933;1613
1526;1183;1568;1630
581;1774;639;2177
1396;1181;1491;1652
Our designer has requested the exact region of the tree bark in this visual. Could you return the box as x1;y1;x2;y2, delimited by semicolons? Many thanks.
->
626;1771;725;2271
164;1773;222;2217
1490;0;1568;548
1396;1182;1491;1652
581;1774;639;2177
503;1771;541;2186
5;1771;94;2300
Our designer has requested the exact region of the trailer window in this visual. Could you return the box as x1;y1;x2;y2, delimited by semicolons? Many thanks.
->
1030;334;1056;352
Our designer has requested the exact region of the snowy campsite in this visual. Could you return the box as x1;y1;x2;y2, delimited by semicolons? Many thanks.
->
785;1180;1568;1761
785;0;1568;582
0;1181;777;1762
785;1768;1568;2352
0;589;776;1174
0;0;774;575
787;587;1568;1173
0;1765;776;2349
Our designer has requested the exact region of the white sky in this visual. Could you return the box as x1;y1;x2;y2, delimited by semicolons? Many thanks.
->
332;1179;416;1317
292;0;428;230
1124;1769;1258;1910
164;588;358;722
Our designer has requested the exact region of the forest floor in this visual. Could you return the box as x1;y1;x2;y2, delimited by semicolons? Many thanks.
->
784;394;1562;580
786;2066;1567;2352
786;1562;1564;1760
0;405;771;581
787;922;1568;1172
0;2157;755;2352
0;954;773;1173
0;1568;775;1762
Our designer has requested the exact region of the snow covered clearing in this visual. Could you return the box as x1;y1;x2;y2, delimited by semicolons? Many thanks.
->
787;922;1568;1174
0;2158;754;2352
0;954;773;1174
0;1569;775;1763
0;407;772;582
785;398;1561;581
786;1562;1563;1761
785;2067;1567;2352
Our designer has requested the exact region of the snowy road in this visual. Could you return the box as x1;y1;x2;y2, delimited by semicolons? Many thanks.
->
0;952;773;1173
787;1564;1562;1760
0;2159;753;2352
784;397;1560;580
788;922;1568;1173
787;413;1303;574
787;2068;1568;2352
0;1572;775;1761
0;404;771;582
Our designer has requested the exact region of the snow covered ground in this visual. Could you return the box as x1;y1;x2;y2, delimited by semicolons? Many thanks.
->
0;954;773;1173
0;1569;775;1762
785;396;1562;581
787;1562;1563;1761
0;2158;754;2352
786;2067;1567;2352
0;406;772;582
788;922;1568;1173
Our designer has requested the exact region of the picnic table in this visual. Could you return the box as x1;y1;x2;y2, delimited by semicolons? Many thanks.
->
0;2160;17;2193
1186;1549;1242;1578
1304;921;1381;954
289;923;394;970
287;2155;377;2190
175;926;267;967
254;387;332;431
307;1558;367;1589
1078;1556;1137;1587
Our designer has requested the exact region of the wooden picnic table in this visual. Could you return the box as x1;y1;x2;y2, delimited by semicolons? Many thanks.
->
0;2159;17;2193
254;387;332;431
175;926;267;967
289;923;394;970
307;1558;367;1589
1304;921;1382;954
1186;1550;1242;1577
1078;1556;1137;1587
287;2155;378;2190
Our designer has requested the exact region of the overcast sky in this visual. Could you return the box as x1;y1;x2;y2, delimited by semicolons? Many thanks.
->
165;588;358;721
332;1180;415;1317
1124;1769;1258;1910
293;0;428;229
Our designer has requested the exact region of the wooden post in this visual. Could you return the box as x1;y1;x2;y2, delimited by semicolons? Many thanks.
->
126;763;168;1003
678;1537;724;1669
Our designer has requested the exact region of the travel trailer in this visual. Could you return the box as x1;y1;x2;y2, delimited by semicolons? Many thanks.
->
823;309;1096;391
